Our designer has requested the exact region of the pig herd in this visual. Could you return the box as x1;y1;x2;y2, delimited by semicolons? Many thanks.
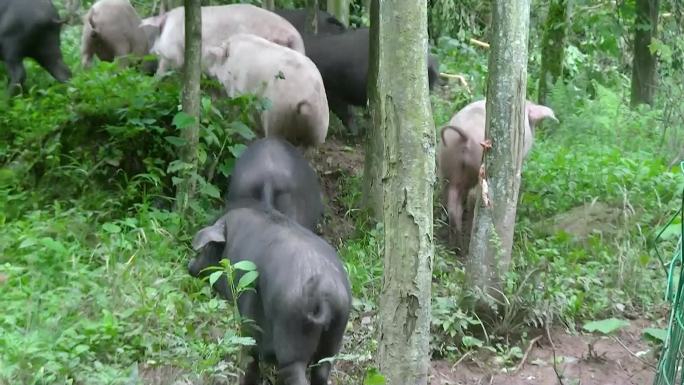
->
0;0;560;383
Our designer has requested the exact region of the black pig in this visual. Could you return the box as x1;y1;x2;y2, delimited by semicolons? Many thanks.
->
0;0;72;94
300;27;439;133
226;137;324;231
188;200;351;385
274;8;347;35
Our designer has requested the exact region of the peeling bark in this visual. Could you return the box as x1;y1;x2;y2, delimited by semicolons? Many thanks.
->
368;1;435;384
466;0;530;297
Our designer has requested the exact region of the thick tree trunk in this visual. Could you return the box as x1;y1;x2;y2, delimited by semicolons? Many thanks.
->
466;0;530;296
631;0;660;107
538;0;571;105
369;1;435;384
327;0;349;26
307;0;319;34
262;0;275;11
174;0;202;213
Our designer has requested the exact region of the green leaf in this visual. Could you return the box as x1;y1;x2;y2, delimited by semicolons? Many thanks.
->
18;238;37;249
643;328;667;343
172;111;196;129
462;335;484;348
583;318;629;335
72;344;89;355
164;136;187;147
229;143;247;158
102;223;121;234
200;182;221;199
233;260;257;271
363;368;385;385
167;160;190;174
229;121;255;140
237;271;259;290
208;271;223;286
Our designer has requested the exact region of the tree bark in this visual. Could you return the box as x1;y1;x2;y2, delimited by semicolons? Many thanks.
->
174;0;202;213
327;0;349;26
631;0;660;107
262;0;275;11
538;0;571;105
368;1;435;384
307;0;319;34
466;0;530;296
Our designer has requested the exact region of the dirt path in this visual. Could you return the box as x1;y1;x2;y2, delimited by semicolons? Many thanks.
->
430;322;657;385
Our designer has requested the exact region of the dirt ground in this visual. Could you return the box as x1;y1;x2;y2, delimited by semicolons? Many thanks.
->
430;321;657;385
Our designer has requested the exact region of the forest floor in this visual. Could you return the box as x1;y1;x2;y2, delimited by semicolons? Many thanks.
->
430;321;656;385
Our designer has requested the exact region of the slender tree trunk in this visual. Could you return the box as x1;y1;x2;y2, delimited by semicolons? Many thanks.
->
327;0;349;26
368;0;435;384
538;0;571;105
262;0;275;11
307;0;319;34
175;0;202;213
631;0;660;107
363;0;381;216
363;0;371;22
64;0;80;24
466;0;530;296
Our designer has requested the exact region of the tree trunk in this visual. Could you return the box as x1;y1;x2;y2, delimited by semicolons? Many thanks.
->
363;0;381;216
327;0;349;26
538;0;571;105
174;0;202;213
369;0;435;384
262;0;275;11
631;0;660;107
363;0;371;23
307;0;319;34
64;0;81;25
466;0;530;297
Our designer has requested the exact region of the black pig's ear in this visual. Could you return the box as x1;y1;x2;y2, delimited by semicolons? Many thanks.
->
192;220;226;251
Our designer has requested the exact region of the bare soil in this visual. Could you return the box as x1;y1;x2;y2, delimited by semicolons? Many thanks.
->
430;321;657;385
306;136;366;246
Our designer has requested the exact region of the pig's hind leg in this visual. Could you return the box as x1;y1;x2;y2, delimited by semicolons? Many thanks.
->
310;314;347;385
272;322;321;385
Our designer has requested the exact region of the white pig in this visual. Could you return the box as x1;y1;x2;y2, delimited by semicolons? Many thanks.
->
81;0;152;69
438;99;558;251
140;4;305;75
204;33;329;147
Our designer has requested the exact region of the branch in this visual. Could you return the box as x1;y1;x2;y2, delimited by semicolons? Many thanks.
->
439;73;469;88
612;336;657;370
513;335;543;373
469;38;490;48
546;322;564;385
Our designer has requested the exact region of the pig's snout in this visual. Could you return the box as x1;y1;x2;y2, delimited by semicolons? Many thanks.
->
187;258;201;277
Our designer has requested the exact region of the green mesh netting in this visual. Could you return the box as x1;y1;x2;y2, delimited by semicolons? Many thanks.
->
654;162;684;385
